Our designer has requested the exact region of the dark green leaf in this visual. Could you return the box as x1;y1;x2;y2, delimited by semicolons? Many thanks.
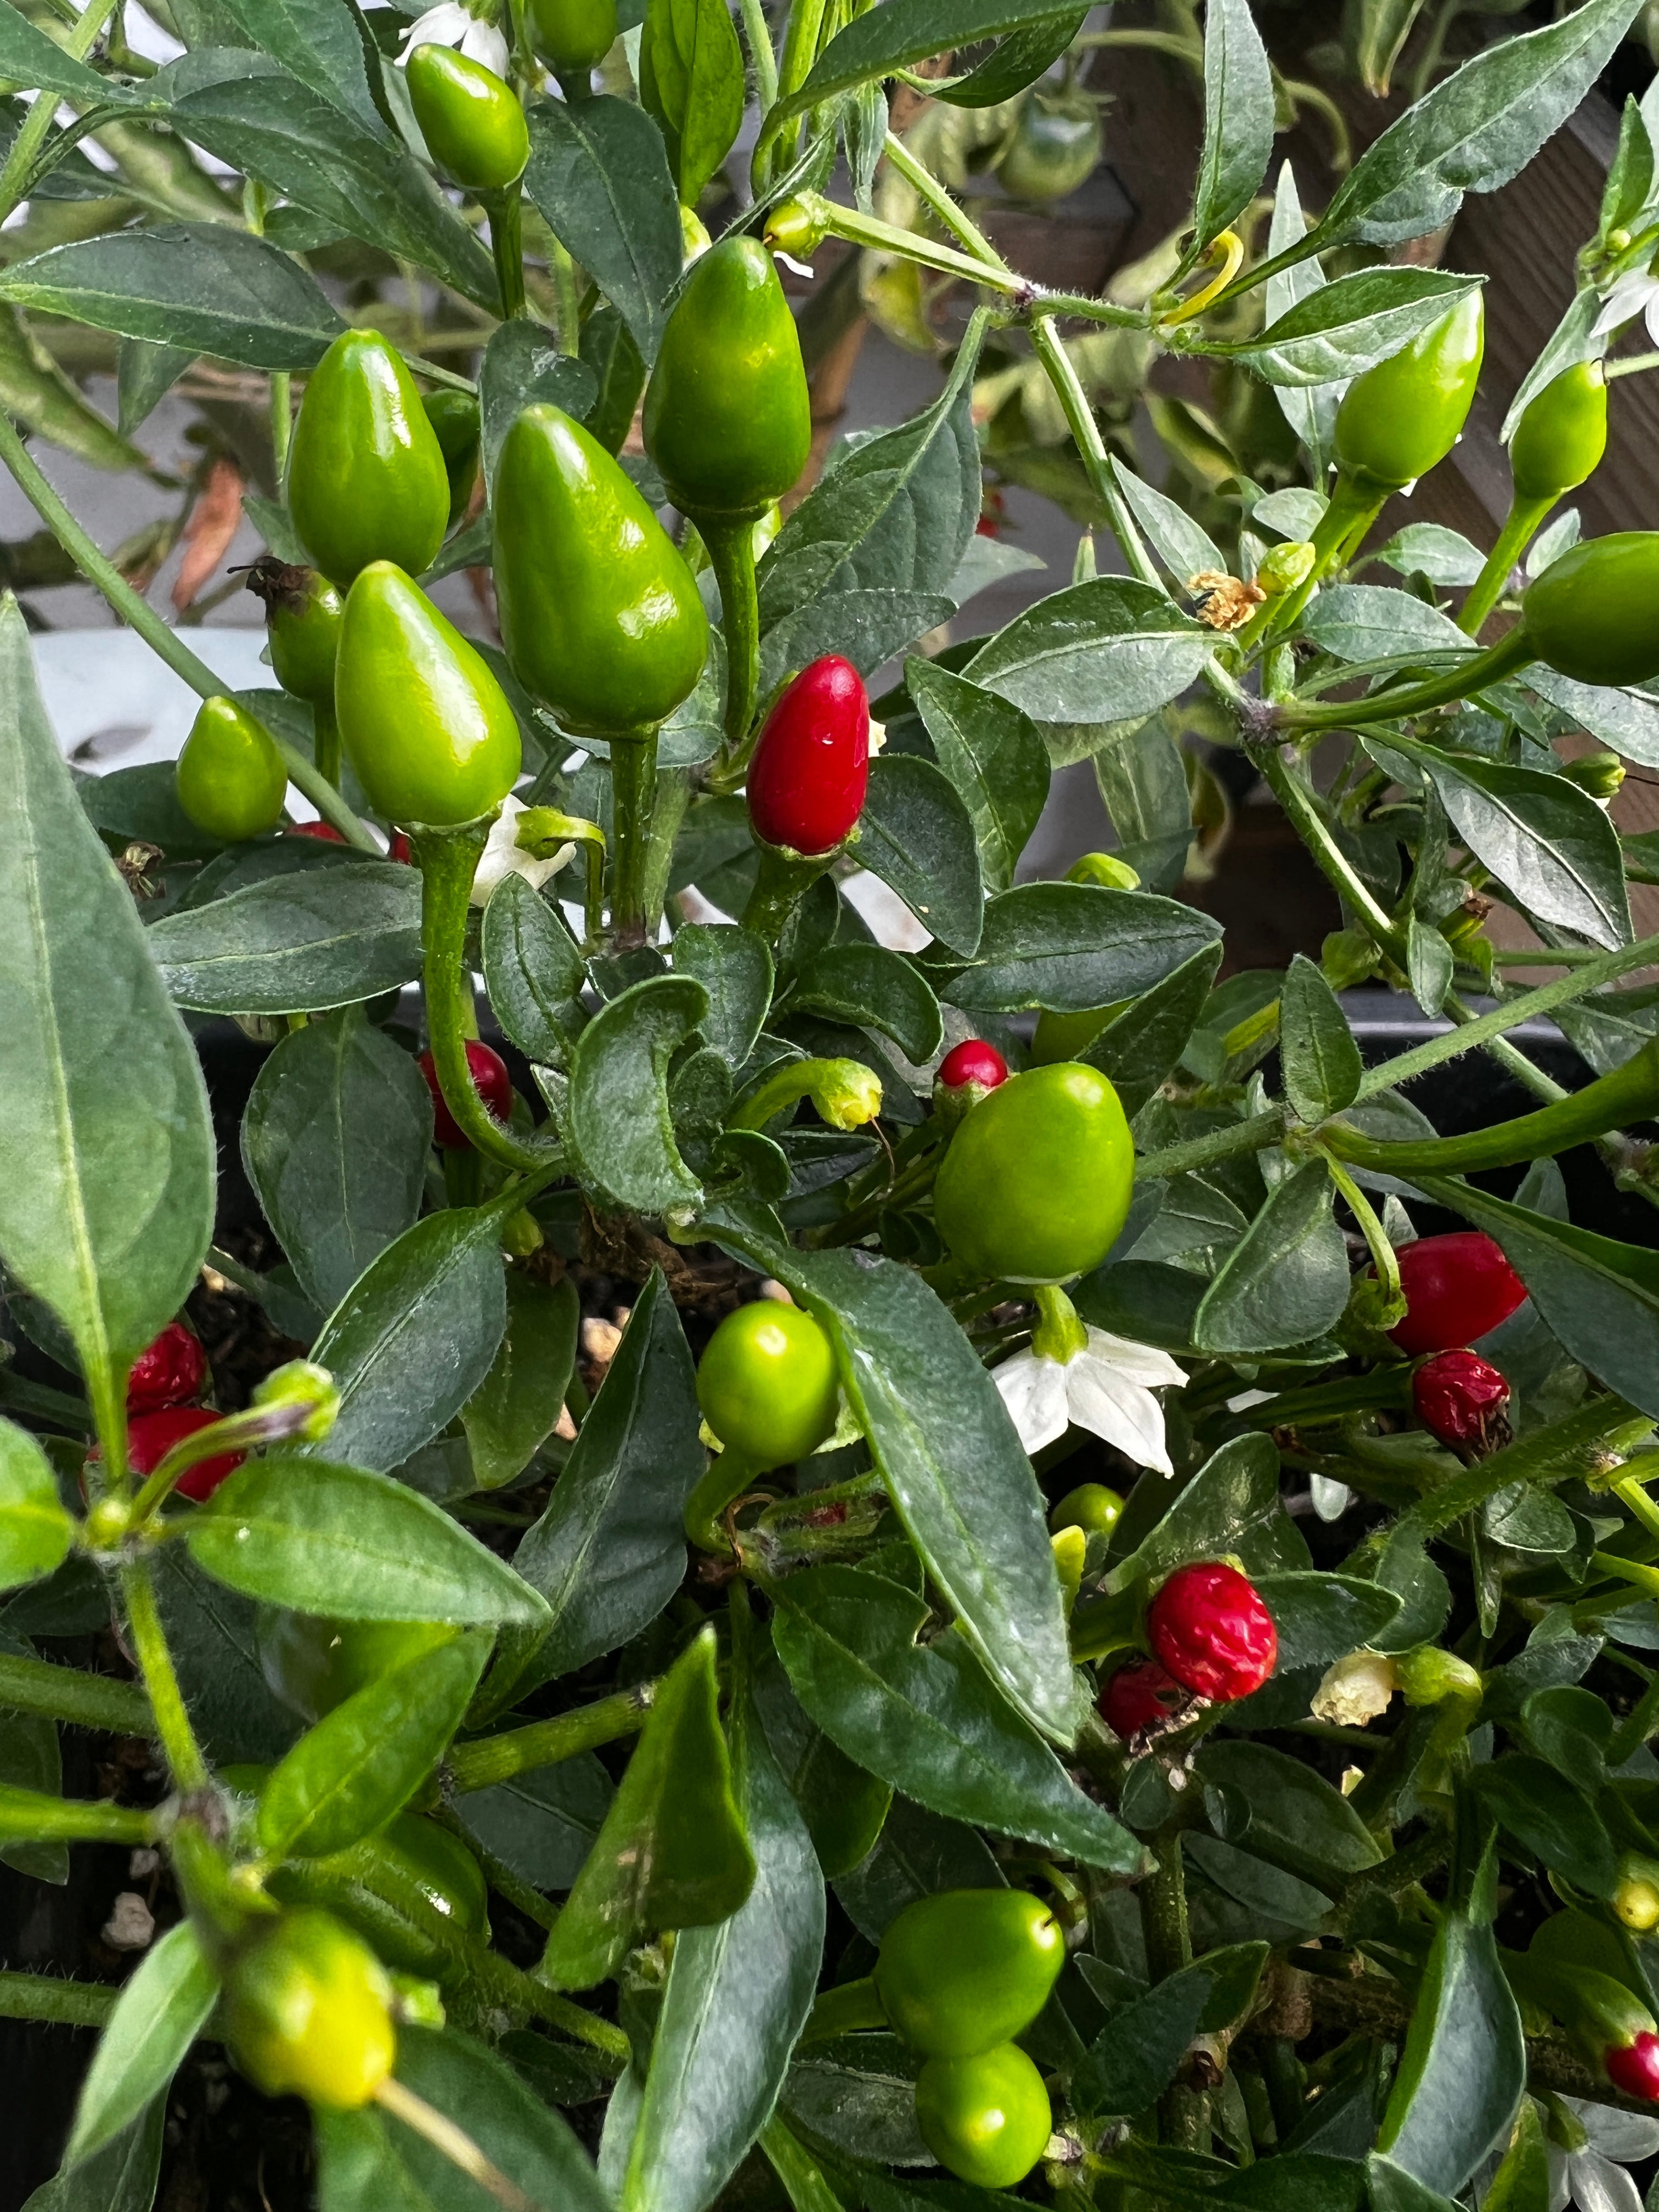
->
786;0;1108;116
456;1757;614;1892
1085;943;1224;1120
1191;0;1274;252
787;941;944;1064
0;3;138;101
1254;1572;1403;1672
759;591;956;697
1071;1958;1220;2118
1113;464;1224;588
833;1793;1003;1941
1280;955;1363;1125
1194;1163;1351;1355
462;1274;579;1492
150;1546;300;1765
66;1921;218;2164
930;882;1221;1015
1108;1434;1293;1594
524;95;681;363
639;0;745;207
674;923;774;1070
906;659;1049;898
21;2099;164;2212
964;579;1211;725
147;862;424;1014
481;875;587;1066
580;305;648;456
781;2038;929;2169
1216;271;1483;387
570;975;708;1215
936;10;1088;103
479;318;599;496
1470;1752;1618;1895
213;0;388;136
853;754;985;956
1194;1742;1383;1887
753;1635;891;1878
0;1420;72;1594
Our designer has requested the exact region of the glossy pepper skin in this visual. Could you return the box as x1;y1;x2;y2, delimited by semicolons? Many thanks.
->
937;1039;1009;1096
1050;1482;1124;1537
335;562;521;825
1520;531;1659;689
1334;291;1485;490
1616;1858;1659;1933
915;2045;1052;2188
1147;1562;1277;1703
404;42;528;193
247;560;342;707
528;0;617;75
1510;360;1607;500
1606;2032;1659;2101
933;1063;1134;1286
222;1909;396;2109
423;390;482;528
1100;1656;1184;1740
288;330;450;588
127;1322;206;1414
417;1041;512;1149
127;1407;242;1502
175;696;287;843
747;658;870;855
643;236;812;521
873;1889;1064;2058
493;404;708;735
1387;1231;1526;1355
1412;1348;1511;1454
696;1301;839;1470
287;820;346;844
997;97;1101;202
257;1608;460;1722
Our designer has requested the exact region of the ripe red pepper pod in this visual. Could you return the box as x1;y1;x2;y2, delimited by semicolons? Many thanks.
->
127;1323;207;1415
286;821;347;844
746;657;870;857
1146;1561;1277;1703
1412;1348;1511;1456
128;1406;244;1503
1386;1231;1526;1356
418;1041;512;1150
937;1040;1009;1096
1606;2030;1659;2102
1099;1656;1185;1741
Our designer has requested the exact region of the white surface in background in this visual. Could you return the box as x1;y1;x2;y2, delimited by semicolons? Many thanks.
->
33;628;273;768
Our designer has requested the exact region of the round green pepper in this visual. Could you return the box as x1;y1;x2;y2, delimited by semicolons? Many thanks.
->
1334;292;1485;491
933;1063;1135;1285
257;1606;460;1721
1509;360;1608;501
253;562;344;708
423;389;483;528
873;1888;1065;2057
642;236;812;522
493;403;708;735
222;1908;396;2109
288;329;451;588
175;695;287;842
996;97;1101;202
1519;531;1659;689
914;2044;1053;2188
1049;1483;1124;1537
696;1300;839;1470
404;41;528;193
335;561;521;825
528;0;617;77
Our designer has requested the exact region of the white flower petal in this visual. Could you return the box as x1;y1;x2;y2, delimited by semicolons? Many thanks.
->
461;19;511;73
1310;1474;1353;1522
1574;2149;1645;2212
1064;1361;1173;1475
1594;273;1659;340
1548;2148;1571;2212
992;1350;1069;1455
470;794;574;909
398;2;470;59
1081;1326;1187;1390
1577;2105;1659;2162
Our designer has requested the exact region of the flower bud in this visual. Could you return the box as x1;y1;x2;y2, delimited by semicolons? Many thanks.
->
1395;1645;1483;1707
1256;540;1318;597
1065;851;1141;890
1312;1649;1398;1726
251;1359;341;1445
1560;749;1626;804
764;196;830;260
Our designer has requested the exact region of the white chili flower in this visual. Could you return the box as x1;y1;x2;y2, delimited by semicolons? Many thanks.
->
470;794;574;908
1311;1474;1354;1522
1312;1649;1398;1728
1594;272;1659;346
1545;2097;1659;2212
398;3;511;78
992;1320;1186;1469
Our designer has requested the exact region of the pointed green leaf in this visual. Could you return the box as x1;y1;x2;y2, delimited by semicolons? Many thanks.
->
1280;954;1362;1125
67;1922;218;2165
1195;1162;1351;1355
0;1420;72;1594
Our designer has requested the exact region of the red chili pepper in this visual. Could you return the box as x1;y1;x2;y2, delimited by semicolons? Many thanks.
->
128;1406;244;1503
1099;1657;1184;1740
417;1041;513;1150
1386;1232;1525;1355
126;1322;207;1414
747;656;870;856
1606;2031;1659;2101
388;831;412;864
287;820;346;844
1413;1348;1511;1455
1147;1561;1277;1703
938;1040;1009;1095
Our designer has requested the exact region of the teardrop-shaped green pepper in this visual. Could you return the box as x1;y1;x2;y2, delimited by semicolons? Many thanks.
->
404;42;528;193
1519;529;1659;688
288;330;451;588
1334;291;1485;492
175;695;287;842
248;559;343;708
493;403;708;733
528;0;617;78
642;235;811;521
1510;359;1607;501
335;561;521;824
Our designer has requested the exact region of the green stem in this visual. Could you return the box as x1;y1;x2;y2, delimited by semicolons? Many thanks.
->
1272;624;1536;735
1459;494;1552;636
550;235;582;354
413;820;555;1171
1254;744;1396;943
608;730;660;942
0;1971;117;2029
312;700;341;789
882;129;1010;269
1609;1668;1659;1764
1028;315;1161;591
120;1559;207;1792
1607;349;1659;381
0;1650;153;1736
801;1974;888;2045
1322;1151;1400;1300
769;0;829;180
684;1448;766;1551
1402;1393;1649;1544
702;515;761;747
270;371;293;486
0;1784;156;1848
1141;1834;1205;2149
1615;1472;1659;1545
446;1685;654;1794
737;0;780;114
1137;1108;1286;1182
0;0;120;228
1249;471;1388;648
488;188;527;320
0;410;377;851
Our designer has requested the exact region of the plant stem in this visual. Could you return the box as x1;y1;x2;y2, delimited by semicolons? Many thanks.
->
882;130;1009;270
1329;1041;1659;1173
1322;1151;1400;1299
1028;315;1161;591
0;1971;117;2029
0;0;121;228
1271;624;1536;734
489;188;527;320
702;515;761;747
270;372;293;485
447;1685;654;1793
550;236;582;354
1141;1834;1205;2149
0;409;377;850
737;0;779;114
1402;1393;1649;1544
313;701;341;788
1138;1108;1286;1181
0;1649;152;1737
0;1785;157;1847
1459;494;1551;636
120;1559;207;1792
608;729;659;942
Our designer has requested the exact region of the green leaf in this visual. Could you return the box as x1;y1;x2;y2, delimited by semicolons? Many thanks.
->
1482;2096;1550;2212
0;597;213;1399
780;2040;929;2170
786;942;943;1064
543;1627;756;1990
1280;954;1362;1125
1375;524;1488;590
1357;0;1429;94
906;659;1049;898
0;1419;72;1593
785;0;1099;117
1071;1956;1233;2118
581;304;648;456
770;1565;1141;1867
511;1269;703;1682
832;1794;1002;1941
852;754;985;958
964;579;1212;725
674;923;774;1070
462;1274;579;1492
0;221;343;369
0;2;138;100
308;1206;509;1474
1471;1752;1617;1895
455;1756;614;1891
213;0;389;137
241;1009;432;1316
1085;941;1224;1119
1528;668;1659;768
930;881;1221;1016
1254;1571;1404;1672
258;1630;490;1860
481;875;587;1067
1214;270;1483;387
1263;162;1337;475
1107;1433;1296;1594
752;1634;891;1878
1190;0;1273;253
1113;463;1224;589
185;1457;551;1626
1194;1163;1351;1355
524;95;682;363
150;1546;300;1765
67;1921;218;2165
640;0;745;208
1304;585;1474;666
20;2100;165;2212
620;1669;825;2212
759;590;956;698
1374;1892;1525;2194
1194;1742;1382;1886
1406;916;1454;1020
570;975;708;1215
479;318;599;497
147;862;424;1014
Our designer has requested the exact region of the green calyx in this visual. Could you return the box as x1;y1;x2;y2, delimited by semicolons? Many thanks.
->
1334;291;1485;492
175;695;287;842
288;329;451;589
1510;359;1607;502
335;561;521;826
493;403;708;735
642;235;812;522
527;0;617;78
404;41;528;193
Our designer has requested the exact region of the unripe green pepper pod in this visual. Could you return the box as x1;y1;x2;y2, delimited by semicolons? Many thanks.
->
221;1908;397;2109
1519;529;1659;688
404;41;528;194
246;558;343;708
527;0;617;86
1616;1854;1659;1933
335;562;521;826
934;1062;1135;1285
422;389;483;528
176;695;287;843
1334;290;1485;492
288;330;451;588
1511;359;1608;500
